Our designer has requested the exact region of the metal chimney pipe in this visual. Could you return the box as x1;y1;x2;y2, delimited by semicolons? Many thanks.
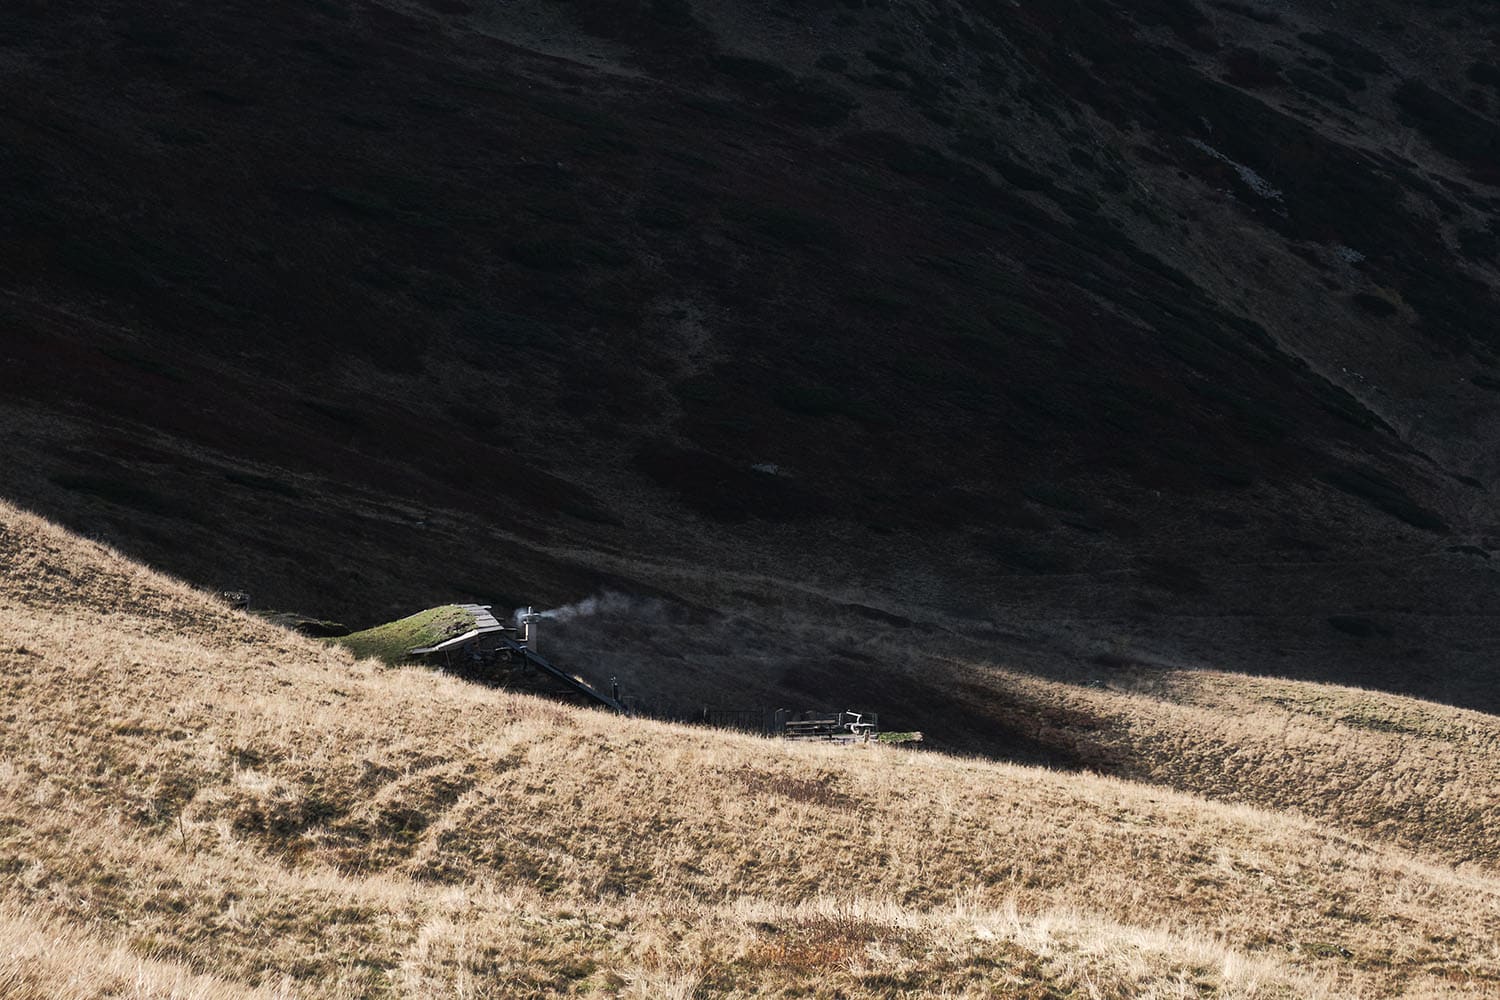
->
519;606;539;652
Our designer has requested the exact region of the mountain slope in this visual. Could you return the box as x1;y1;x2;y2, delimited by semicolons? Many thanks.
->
1;0;1498;733
2;501;1498;997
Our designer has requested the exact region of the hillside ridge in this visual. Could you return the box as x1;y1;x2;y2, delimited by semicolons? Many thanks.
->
1;0;1498;721
1;501;1498;996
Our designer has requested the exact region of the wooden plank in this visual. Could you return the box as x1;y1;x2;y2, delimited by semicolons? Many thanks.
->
496;637;626;714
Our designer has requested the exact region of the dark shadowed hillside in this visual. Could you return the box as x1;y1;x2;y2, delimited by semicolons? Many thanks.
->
2;0;1499;741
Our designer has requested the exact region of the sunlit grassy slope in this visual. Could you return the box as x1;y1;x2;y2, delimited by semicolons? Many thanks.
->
0;500;1497;998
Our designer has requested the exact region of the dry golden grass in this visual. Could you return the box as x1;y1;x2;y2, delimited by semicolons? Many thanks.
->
1;500;1498;997
0;903;270;1000
936;657;1500;871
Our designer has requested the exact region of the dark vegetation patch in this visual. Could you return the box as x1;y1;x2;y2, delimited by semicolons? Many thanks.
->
733;766;858;810
839;603;919;629
1164;445;1256;488
1326;615;1391;639
1298;31;1387;75
1223;47;1282;88
507;235;627;272
1285;67;1350;106
772;385;886;424
1447;544;1490;559
1397;262;1499;352
460;310;557;351
1138;557;1211;595
1351;293;1398;317
1335;711;1424;737
1129;0;1215;49
1312;379;1391;433
982;535;1076;575
223;471;303;499
950;132;1054;191
1021;483;1092;514
1457;226;1499;259
711;54;858;126
50;474;199;521
843;130;988;191
1048;24;1500;353
722;201;841;249
1320;464;1448;534
298;400;369;429
1470;61;1500;93
1471;374;1500;393
260;612;351;638
1185;381;1292;444
1394;81;1500;181
1208;1;1281;24
99;345;190;383
634;445;829;523
57;240;160;295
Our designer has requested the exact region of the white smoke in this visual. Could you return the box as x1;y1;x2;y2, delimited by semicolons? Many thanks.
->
514;592;661;624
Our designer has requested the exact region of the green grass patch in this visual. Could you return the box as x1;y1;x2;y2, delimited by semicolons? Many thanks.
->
331;605;477;665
